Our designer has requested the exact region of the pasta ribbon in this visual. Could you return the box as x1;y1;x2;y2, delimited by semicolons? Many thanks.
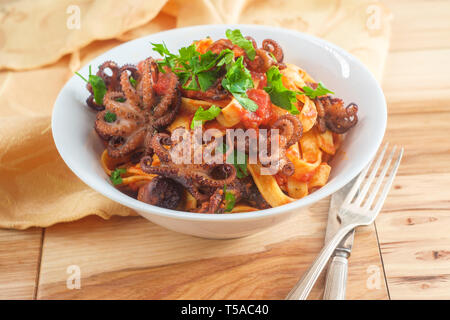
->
248;163;296;207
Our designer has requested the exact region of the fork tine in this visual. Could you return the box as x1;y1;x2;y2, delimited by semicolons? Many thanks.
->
363;146;397;210
371;147;404;213
344;143;388;206
354;143;389;206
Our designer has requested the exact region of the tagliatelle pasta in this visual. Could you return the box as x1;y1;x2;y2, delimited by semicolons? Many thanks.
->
80;29;358;213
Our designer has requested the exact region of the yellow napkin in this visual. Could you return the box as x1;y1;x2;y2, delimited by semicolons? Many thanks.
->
0;0;392;229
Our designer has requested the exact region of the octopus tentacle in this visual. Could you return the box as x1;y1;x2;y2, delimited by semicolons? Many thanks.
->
262;39;284;63
272;114;303;148
97;61;121;91
205;177;270;213
188;163;237;187
139;58;157;111
152;72;178;118
150;133;172;163
107;128;147;158
103;91;143;118
245;49;275;73
207;39;234;55
86;95;104;111
245;36;258;49
94;110;139;140
120;68;141;107
152;88;181;129
139;158;211;202
315;97;358;133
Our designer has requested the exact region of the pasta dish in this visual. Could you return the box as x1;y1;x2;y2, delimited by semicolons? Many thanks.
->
76;29;358;213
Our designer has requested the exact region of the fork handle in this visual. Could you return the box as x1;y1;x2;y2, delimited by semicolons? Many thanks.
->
285;223;356;300
323;254;349;300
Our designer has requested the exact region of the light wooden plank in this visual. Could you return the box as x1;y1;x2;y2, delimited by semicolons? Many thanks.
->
381;0;450;114
383;0;450;52
383;111;450;176
36;201;387;300
383;49;450;114
376;173;450;299
0;228;42;299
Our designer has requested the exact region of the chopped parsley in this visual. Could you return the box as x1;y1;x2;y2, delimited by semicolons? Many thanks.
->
129;76;137;87
190;105;221;129
104;111;117;123
75;65;107;105
219;142;249;179
221;56;258;112
264;66;299;115
301;82;334;99
223;185;236;212
225;29;256;60
110;168;127;186
151;42;234;92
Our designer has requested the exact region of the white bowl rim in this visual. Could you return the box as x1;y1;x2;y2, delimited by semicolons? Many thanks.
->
52;23;386;223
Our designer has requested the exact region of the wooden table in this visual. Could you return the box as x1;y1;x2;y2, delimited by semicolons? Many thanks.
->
1;0;449;300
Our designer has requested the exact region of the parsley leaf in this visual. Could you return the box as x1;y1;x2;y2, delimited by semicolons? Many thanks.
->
222;57;258;112
75;65;107;105
110;168;127;186
301;82;334;99
104;111;117;123
223;185;236;212
129;76;137;88
226;29;256;60
152;42;234;93
218;142;249;179
264;66;299;115
190;105;221;129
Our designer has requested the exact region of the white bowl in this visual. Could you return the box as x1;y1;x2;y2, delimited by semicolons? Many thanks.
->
52;24;386;239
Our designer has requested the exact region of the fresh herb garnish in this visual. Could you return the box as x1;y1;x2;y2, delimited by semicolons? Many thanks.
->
222;56;258;112
104;111;117;123
75;65;107;105
218;142;249;179
301;82;334;99
264;66;299;115
151;42;234;92
115;97;126;102
110;168;126;186
190;105;221;129
225;29;256;60
223;185;236;212
268;51;277;62
129;76;137;88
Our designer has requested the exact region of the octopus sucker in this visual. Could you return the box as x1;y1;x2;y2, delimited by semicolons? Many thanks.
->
315;96;358;134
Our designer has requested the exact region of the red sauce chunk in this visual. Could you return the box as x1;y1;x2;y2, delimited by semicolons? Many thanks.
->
241;89;274;128
154;72;173;96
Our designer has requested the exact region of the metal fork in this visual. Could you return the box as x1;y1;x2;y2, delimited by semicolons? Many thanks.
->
286;143;403;300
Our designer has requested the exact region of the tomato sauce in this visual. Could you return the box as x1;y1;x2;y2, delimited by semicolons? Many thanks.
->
154;72;173;95
241;89;275;129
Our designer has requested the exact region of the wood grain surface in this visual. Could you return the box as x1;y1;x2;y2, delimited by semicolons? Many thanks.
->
1;0;449;299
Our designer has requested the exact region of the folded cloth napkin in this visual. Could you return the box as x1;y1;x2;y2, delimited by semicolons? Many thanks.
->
0;0;392;229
